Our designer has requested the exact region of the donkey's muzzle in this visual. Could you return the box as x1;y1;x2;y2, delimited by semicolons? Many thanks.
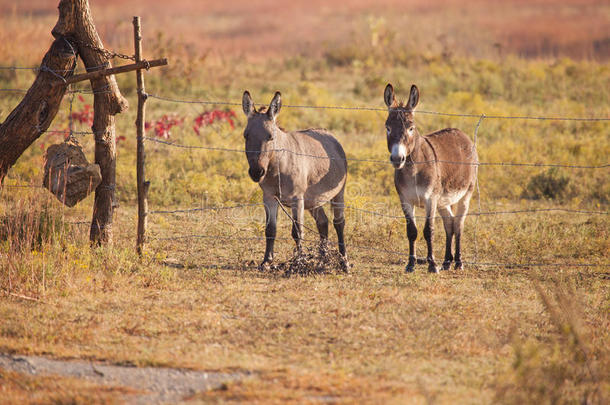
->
248;166;266;182
390;154;406;169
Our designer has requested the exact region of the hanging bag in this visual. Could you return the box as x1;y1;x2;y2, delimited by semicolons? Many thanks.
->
43;137;101;207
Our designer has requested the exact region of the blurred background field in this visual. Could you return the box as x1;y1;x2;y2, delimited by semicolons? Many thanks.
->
2;0;610;63
0;1;608;403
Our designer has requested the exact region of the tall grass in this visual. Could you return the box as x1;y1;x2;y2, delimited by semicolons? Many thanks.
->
0;197;67;297
495;278;608;404
0;195;174;299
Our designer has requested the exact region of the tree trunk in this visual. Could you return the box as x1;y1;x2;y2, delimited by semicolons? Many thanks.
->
52;0;129;245
0;39;77;184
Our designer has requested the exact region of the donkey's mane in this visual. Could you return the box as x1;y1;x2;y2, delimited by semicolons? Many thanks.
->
254;106;286;131
394;99;409;109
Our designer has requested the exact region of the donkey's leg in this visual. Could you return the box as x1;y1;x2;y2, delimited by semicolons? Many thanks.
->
438;205;454;271
291;196;305;254
400;202;417;273
309;206;329;256
453;191;473;270
424;198;440;273
261;196;279;270
331;189;349;270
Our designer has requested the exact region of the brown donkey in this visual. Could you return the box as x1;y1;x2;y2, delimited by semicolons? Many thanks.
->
383;83;478;273
242;91;349;270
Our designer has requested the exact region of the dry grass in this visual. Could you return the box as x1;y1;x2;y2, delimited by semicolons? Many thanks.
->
0;198;608;403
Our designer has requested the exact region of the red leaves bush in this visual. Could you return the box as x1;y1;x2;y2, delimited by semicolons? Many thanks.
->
71;95;94;127
193;109;236;135
144;109;236;139
66;102;237;144
145;115;185;139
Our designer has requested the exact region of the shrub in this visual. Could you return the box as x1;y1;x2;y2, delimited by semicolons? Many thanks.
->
522;168;570;200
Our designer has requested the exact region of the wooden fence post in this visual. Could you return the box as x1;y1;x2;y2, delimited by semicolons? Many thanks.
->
134;16;149;256
53;0;129;246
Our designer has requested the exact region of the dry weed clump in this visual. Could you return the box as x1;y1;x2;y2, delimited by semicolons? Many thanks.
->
268;243;348;276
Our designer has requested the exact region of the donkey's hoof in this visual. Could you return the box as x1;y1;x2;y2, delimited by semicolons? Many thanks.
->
428;264;440;274
454;262;463;271
442;261;452;271
406;256;417;273
258;261;272;271
340;259;351;273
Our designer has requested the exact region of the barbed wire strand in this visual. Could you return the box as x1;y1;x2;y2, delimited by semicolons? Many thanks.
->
146;93;610;122
0;86;113;95
143;137;610;169
147;202;608;220
0;54;132;74
3;187;604;219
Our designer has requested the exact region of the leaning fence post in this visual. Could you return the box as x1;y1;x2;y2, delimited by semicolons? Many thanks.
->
134;16;149;256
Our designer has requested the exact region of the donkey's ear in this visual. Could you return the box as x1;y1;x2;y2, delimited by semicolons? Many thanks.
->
407;84;419;111
384;83;396;108
268;91;282;120
242;90;255;117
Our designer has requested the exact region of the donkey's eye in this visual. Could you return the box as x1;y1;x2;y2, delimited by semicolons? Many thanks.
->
243;132;248;139
407;127;415;135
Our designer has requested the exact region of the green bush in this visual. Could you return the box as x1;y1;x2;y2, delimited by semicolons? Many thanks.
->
522;168;571;200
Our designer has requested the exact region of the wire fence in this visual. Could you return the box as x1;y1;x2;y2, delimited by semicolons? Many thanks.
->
2;73;609;270
135;91;609;269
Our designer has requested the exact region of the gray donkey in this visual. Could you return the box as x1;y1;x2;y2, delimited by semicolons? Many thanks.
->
242;91;349;270
383;83;478;273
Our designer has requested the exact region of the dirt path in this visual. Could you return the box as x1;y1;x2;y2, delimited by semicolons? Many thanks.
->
0;353;244;404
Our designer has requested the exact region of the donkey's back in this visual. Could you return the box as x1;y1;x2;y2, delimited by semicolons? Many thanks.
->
425;128;478;207
284;128;347;209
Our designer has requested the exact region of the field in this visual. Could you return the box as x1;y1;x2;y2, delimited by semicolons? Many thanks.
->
0;0;609;403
